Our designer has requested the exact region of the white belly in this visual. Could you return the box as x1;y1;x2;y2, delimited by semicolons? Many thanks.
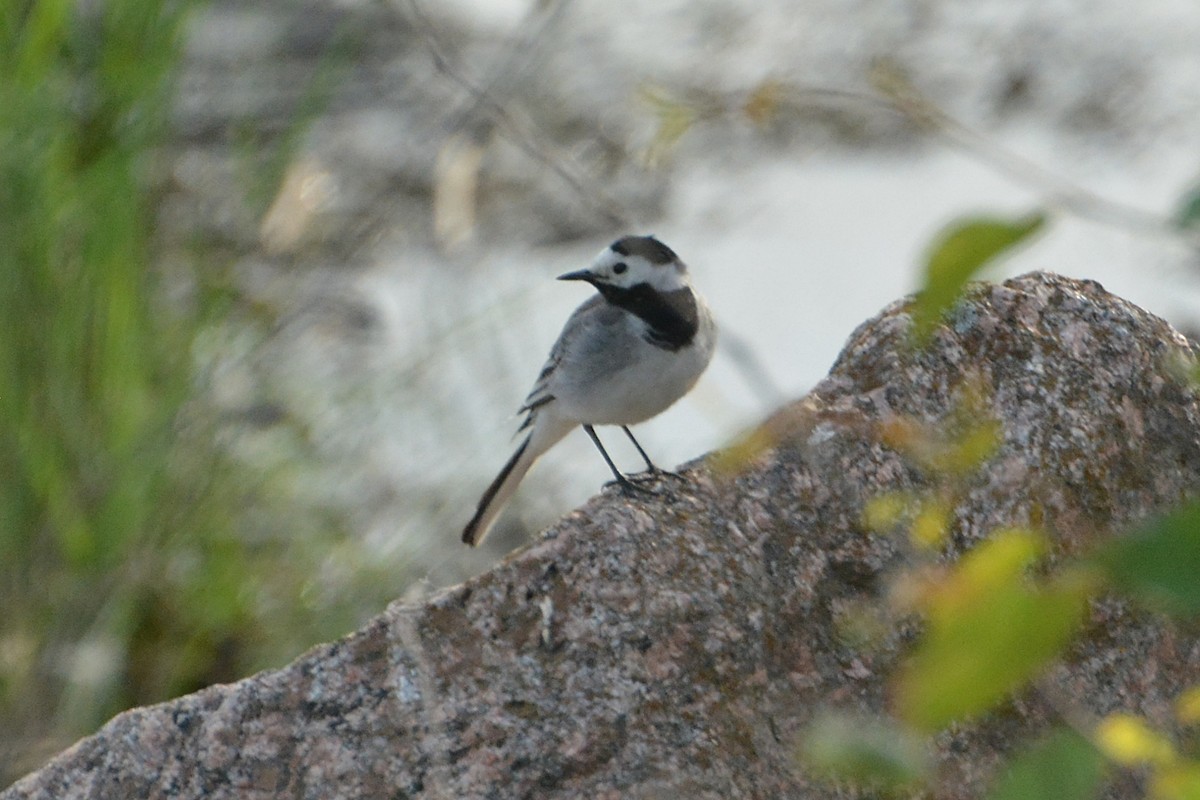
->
550;311;715;426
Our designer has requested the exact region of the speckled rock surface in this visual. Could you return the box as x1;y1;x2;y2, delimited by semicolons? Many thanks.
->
7;272;1200;799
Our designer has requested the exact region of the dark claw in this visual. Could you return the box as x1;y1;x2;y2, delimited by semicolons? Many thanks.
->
604;475;657;496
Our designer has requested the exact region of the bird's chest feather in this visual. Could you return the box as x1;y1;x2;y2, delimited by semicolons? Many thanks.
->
553;309;710;425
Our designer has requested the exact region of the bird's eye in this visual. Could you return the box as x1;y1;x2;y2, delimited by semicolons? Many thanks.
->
612;262;628;275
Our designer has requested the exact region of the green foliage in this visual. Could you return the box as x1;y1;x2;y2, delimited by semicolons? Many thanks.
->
0;0;204;765
988;728;1107;800
1153;763;1200;800
910;212;1047;344
894;537;1090;731
898;576;1084;729
0;2;397;783
1093;500;1200;617
810;346;1200;796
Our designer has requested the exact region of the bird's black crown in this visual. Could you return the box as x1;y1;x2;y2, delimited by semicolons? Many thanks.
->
610;235;679;266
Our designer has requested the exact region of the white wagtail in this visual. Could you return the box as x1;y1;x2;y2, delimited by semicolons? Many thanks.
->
462;235;717;546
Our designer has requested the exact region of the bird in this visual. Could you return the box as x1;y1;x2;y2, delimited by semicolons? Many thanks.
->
462;234;717;547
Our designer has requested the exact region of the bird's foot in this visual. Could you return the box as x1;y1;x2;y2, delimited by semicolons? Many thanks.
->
641;465;685;481
604;474;658;496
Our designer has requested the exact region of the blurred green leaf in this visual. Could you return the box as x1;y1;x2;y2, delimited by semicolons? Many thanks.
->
862;491;915;533
798;711;931;792
1174;185;1200;231
911;212;1047;344
1094;501;1200;618
896;571;1089;731
937;418;1003;476
988;728;1106;800
910;497;951;549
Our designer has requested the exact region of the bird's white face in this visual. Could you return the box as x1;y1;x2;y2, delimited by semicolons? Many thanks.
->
559;235;692;296
586;246;690;293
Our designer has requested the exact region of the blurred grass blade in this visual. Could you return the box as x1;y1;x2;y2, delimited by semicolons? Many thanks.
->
9;0;71;80
798;711;931;793
1094;501;1200;618
895;572;1089;731
911;212;1047;344
987;728;1106;800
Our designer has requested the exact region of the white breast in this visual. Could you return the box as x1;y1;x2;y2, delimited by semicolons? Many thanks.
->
546;298;715;426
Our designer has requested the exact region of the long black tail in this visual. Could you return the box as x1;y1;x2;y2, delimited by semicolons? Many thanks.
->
462;434;531;546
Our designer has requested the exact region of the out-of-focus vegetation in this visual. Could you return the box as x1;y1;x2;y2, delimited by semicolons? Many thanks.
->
795;228;1200;800
0;2;402;783
908;212;1046;344
804;488;1200;797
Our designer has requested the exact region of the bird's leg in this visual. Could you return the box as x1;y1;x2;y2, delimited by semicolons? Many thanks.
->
584;425;652;495
621;426;683;479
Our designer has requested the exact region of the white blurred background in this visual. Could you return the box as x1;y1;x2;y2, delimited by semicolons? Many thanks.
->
176;0;1200;580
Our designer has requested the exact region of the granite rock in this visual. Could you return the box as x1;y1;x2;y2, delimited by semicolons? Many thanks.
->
6;272;1200;799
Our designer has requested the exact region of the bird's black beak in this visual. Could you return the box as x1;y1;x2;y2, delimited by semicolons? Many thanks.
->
556;269;596;283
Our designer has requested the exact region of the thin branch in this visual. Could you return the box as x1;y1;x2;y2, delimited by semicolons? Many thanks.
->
868;65;1191;243
393;0;629;228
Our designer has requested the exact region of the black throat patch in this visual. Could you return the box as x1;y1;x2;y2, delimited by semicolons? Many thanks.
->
598;283;699;351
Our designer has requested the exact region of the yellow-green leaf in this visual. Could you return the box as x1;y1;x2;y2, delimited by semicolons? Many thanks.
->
1095;714;1176;767
923;529;1047;623
1152;761;1200;800
895;573;1088;731
863;491;915;533
1176;686;1200;726
911;498;950;550
938;418;1003;476
911;212;1047;344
